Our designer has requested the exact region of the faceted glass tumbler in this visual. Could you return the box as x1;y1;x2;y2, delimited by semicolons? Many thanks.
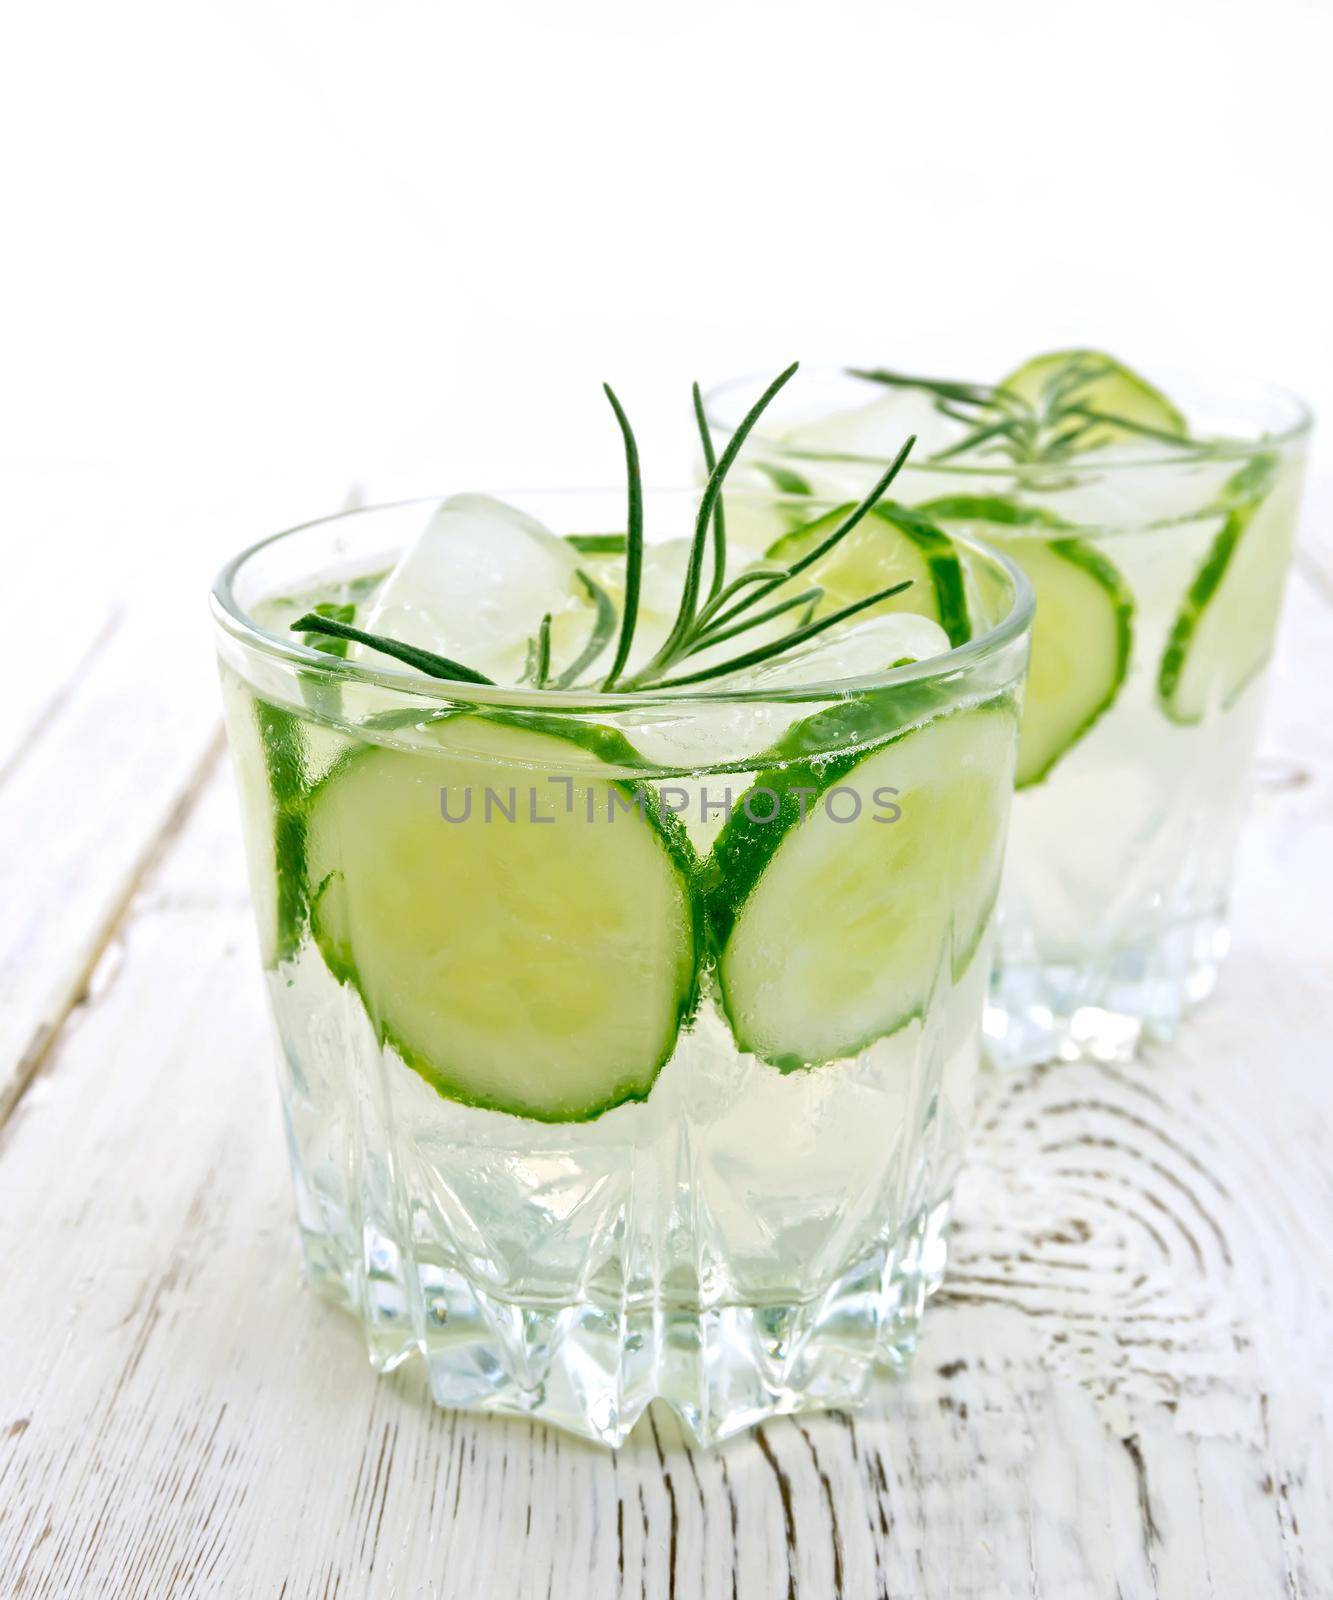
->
211;489;1032;1446
706;370;1312;1069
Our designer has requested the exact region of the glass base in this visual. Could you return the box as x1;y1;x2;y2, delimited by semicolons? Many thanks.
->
985;913;1229;1070
295;1196;948;1448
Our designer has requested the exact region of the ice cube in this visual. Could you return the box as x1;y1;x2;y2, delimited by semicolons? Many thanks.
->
358;494;587;684
737;612;952;689
718;493;805;556
774;389;963;498
1023;445;1241;532
625;612;952;772
596;537;693;673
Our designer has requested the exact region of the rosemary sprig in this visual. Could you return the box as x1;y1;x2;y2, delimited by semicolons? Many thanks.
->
618;366;919;689
289;364;927;696
850;357;1200;466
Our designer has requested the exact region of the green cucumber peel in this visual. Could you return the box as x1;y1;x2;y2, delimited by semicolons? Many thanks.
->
914;494;1074;531
871;504;972;647
253;696;311;965
1157;451;1281;724
766;499;972;647
1017;538;1133;788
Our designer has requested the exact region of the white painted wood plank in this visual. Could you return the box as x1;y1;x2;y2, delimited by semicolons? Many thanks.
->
0;462;128;778
0;573;1330;1598
0;589;220;1122
0;466;357;1121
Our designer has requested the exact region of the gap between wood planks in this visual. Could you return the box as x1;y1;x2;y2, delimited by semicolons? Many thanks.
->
0;733;223;1130
0;594;225;1133
0;478;372;1136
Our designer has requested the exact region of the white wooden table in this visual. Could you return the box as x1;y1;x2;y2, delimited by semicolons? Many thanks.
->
2;511;1331;1599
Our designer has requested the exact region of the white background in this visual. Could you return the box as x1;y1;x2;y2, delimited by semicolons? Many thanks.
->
3;0;1331;578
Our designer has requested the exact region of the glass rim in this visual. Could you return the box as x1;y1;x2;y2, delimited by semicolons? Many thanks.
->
703;364;1314;478
209;488;1035;711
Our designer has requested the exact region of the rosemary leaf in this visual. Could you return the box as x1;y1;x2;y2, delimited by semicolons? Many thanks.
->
566;532;628;555
599;383;644;689
533;613;552;688
691;564;792;633
686;586;824;654
520;633;539;685
750;460;814;496
929;416;1024;462
647;578;914;689
1062;405;1200;448
692;381;727;603
1041;419;1100;457
291;614;495;685
934;397;996;429
848;367;1000;408
782;439;915;583
303;601;357;659
554;569;617;688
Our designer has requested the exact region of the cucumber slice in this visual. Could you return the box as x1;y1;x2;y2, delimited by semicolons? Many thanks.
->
709;702;1019;1070
1158;453;1295;723
917;497;1133;788
764;503;971;647
1005;539;1132;787
220;671;308;967
1000;349;1187;450
304;715;701;1122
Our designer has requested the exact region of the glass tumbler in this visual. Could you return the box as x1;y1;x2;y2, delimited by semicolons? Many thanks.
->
211;489;1031;1445
706;371;1311;1068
